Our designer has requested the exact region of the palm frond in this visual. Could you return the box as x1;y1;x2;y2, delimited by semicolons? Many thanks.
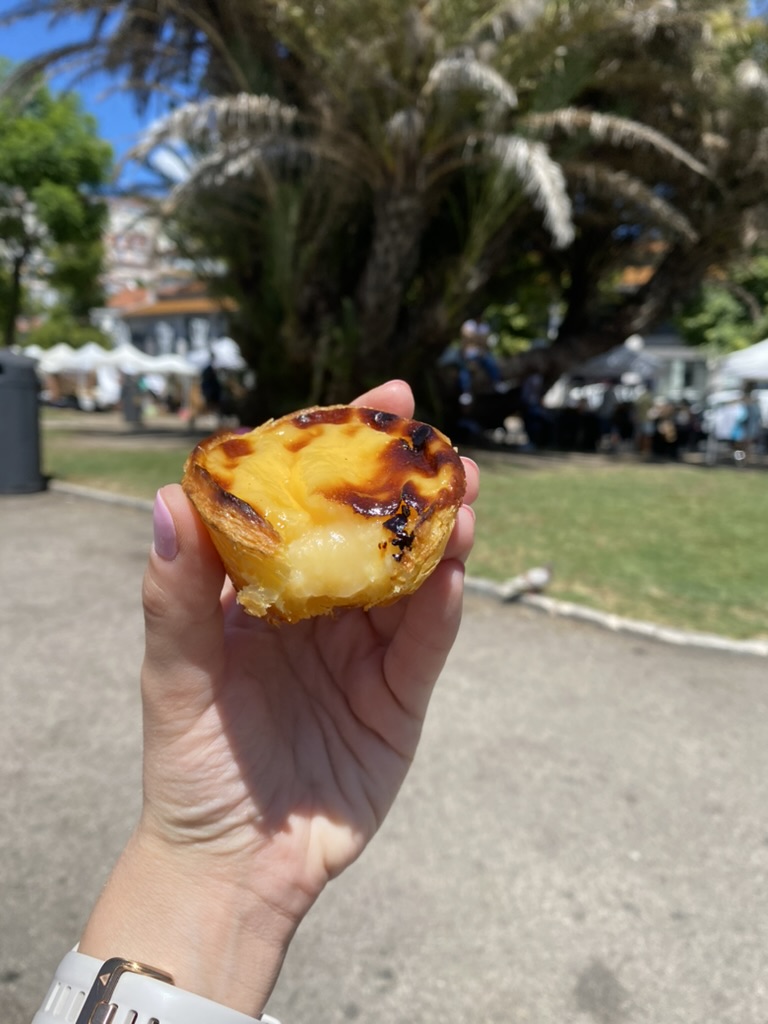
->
467;0;549;43
523;108;710;179
214;140;312;185
129;94;300;161
621;0;680;43
490;135;574;248
564;163;698;243
386;107;426;142
425;56;518;110
162;135;315;211
735;59;768;99
0;39;96;97
385;107;426;164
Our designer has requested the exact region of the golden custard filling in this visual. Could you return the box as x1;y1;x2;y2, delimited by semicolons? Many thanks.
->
182;405;466;623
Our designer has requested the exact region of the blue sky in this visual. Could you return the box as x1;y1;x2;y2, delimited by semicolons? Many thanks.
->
0;2;163;182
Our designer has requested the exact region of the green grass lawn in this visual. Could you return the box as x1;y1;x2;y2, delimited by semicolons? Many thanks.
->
469;453;767;641
43;436;189;500
42;423;768;640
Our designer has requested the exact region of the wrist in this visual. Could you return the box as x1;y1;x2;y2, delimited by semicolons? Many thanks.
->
78;828;303;1017
34;951;282;1024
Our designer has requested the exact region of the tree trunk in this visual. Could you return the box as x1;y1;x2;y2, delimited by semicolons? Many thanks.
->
2;252;25;348
496;239;724;392
355;189;424;381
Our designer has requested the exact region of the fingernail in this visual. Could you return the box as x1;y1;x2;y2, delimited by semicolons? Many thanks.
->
153;491;178;561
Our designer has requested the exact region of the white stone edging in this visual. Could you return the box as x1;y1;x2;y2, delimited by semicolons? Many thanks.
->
50;479;153;511
464;576;768;658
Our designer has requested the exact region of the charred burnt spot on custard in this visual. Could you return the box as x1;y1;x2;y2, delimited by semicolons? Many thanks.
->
359;407;401;433
294;405;404;435
182;461;280;547
293;407;350;429
322;473;409;517
383;495;419;561
201;465;273;526
409;422;434;451
219;435;254;462
382;505;412;537
323;476;432;519
216;486;276;532
383;428;449;479
284;433;314;453
342;492;403;517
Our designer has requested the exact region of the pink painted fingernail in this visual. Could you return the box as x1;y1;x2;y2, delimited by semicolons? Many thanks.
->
153;491;178;561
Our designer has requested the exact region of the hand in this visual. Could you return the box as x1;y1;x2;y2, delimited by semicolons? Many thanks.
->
79;380;478;1015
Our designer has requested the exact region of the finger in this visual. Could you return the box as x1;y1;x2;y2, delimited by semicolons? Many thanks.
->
142;484;226;703
442;504;475;564
461;457;480;505
382;559;465;721
220;576;242;621
351;379;415;418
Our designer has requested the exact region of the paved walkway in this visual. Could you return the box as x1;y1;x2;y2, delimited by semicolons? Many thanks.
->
2;489;767;1024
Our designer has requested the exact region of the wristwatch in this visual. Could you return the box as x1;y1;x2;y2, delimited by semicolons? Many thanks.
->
33;950;281;1024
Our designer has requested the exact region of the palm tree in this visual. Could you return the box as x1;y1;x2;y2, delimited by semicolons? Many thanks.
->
120;0;714;404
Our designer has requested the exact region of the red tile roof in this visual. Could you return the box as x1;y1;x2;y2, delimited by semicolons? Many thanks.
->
121;295;237;318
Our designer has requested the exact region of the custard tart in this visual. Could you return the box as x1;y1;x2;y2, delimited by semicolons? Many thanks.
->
182;405;466;623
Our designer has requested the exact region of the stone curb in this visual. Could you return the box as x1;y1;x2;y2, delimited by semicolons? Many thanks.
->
49;480;767;659
50;479;154;511
464;576;768;658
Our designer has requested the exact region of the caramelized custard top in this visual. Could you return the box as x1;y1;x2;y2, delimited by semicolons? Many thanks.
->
188;406;466;536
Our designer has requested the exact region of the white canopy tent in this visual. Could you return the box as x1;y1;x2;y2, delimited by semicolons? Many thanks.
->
103;343;197;377
33;342;79;374
715;338;768;384
705;344;768;462
24;341;199;378
151;353;200;376
70;342;117;373
23;340;201;411
185;336;246;371
574;335;661;383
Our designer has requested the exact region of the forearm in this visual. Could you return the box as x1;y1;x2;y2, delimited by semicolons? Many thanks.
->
78;828;299;1018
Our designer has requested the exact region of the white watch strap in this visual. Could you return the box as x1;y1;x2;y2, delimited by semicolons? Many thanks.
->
33;950;281;1024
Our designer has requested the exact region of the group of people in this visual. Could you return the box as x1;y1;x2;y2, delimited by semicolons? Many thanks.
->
443;337;766;462
706;386;765;463
633;394;702;459
438;319;517;439
631;387;765;463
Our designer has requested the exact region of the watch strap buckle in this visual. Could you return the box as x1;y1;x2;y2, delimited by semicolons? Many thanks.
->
75;957;174;1024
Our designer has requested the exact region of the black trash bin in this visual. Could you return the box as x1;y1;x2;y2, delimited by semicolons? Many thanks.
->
0;349;46;494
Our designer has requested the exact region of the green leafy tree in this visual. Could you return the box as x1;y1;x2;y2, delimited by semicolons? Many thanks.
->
676;247;768;353
0;65;111;347
22;307;111;349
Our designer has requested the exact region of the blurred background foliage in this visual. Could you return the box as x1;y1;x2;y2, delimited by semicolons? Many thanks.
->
0;59;111;347
2;1;768;414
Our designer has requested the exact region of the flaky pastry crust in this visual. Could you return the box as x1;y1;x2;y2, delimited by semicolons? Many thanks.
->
182;404;466;623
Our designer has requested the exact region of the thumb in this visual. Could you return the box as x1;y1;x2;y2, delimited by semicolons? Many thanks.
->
142;484;226;696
